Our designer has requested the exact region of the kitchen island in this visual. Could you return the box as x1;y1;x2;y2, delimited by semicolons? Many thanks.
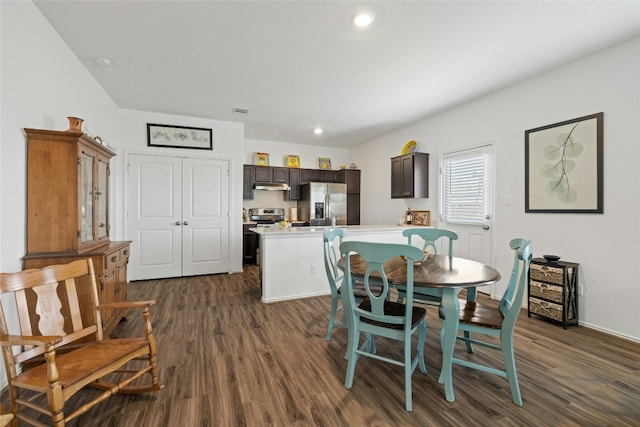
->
251;225;413;302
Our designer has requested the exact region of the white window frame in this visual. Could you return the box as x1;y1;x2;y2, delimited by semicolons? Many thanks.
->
440;145;492;226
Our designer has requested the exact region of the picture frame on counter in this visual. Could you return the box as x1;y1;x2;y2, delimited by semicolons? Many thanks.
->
147;123;212;150
409;210;430;226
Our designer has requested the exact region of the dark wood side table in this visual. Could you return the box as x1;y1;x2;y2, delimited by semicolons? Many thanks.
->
528;258;579;329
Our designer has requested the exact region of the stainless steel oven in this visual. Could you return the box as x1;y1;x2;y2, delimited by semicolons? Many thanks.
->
248;208;285;265
249;208;285;225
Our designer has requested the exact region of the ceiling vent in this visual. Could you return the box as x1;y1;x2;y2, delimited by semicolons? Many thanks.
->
232;107;249;115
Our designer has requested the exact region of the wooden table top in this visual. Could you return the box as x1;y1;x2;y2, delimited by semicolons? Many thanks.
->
342;254;501;289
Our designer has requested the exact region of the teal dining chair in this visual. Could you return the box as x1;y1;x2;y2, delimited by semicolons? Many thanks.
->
438;238;532;405
397;228;459;305
322;228;382;340
340;241;427;411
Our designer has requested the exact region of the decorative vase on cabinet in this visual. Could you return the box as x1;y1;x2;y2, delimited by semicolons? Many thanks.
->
23;128;131;337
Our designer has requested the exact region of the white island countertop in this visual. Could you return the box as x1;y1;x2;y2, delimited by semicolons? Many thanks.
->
250;224;411;236
251;224;422;302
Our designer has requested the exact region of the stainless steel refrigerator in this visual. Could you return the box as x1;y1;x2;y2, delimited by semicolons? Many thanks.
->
298;182;347;226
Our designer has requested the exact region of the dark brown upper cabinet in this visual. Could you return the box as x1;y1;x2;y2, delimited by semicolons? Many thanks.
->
391;152;429;199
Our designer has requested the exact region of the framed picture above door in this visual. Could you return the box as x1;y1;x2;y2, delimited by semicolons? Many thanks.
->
147;123;213;150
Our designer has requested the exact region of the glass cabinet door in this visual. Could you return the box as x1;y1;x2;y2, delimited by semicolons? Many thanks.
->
79;151;94;243
97;157;109;240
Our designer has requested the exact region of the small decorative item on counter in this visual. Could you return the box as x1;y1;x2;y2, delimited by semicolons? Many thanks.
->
66;117;84;132
339;164;346;170
543;254;561;262
406;208;412;224
318;157;332;170
254;152;269;166
412;210;431;226
349;163;357;169
286;154;300;168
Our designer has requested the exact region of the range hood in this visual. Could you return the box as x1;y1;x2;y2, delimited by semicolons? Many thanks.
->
254;182;291;191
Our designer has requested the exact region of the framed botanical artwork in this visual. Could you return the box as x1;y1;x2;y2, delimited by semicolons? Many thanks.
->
147;123;212;150
525;112;603;213
286;155;301;168
254;152;269;166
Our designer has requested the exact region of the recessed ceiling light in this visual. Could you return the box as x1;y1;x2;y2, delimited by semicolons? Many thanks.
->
95;57;113;67
314;128;323;135
352;12;374;28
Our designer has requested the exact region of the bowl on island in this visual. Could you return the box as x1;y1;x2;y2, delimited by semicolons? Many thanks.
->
543;254;561;262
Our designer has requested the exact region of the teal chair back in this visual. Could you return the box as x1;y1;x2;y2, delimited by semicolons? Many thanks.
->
439;237;532;406
323;228;346;340
340;240;428;411
402;227;458;256
499;238;533;334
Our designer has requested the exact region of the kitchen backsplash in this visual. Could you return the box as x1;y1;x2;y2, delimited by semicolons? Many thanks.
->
243;191;298;220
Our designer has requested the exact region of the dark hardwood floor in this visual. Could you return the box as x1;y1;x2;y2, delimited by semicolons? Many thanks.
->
7;265;639;426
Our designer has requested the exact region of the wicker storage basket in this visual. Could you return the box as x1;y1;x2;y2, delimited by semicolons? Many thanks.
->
529;297;563;322
529;280;563;303
530;264;564;285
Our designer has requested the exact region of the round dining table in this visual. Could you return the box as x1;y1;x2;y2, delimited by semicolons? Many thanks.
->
341;253;501;403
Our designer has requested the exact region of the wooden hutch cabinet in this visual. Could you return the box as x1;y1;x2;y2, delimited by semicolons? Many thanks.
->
22;128;131;336
528;258;579;329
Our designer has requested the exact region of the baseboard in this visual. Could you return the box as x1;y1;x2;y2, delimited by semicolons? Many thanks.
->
579;321;640;344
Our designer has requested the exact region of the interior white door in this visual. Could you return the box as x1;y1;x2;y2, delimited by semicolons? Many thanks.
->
127;154;182;280
439;144;495;296
181;158;229;276
127;154;230;280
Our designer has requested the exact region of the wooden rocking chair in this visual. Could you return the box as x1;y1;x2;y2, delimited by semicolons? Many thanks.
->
0;259;163;426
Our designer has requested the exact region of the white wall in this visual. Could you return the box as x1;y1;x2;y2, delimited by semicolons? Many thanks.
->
117;109;245;272
0;2;120;275
0;1;121;388
351;37;640;341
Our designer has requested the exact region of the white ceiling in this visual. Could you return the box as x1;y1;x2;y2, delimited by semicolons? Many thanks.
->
34;1;640;148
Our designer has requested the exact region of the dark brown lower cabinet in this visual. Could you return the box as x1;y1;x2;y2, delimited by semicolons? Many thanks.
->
243;224;257;265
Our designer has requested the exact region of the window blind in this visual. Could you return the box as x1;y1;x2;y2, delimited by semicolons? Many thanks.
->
442;148;487;225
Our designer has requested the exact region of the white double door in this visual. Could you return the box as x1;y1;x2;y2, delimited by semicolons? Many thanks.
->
127;154;230;280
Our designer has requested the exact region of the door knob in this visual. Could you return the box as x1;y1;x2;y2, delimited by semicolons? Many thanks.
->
183;221;189;226
175;221;181;226
483;224;490;230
